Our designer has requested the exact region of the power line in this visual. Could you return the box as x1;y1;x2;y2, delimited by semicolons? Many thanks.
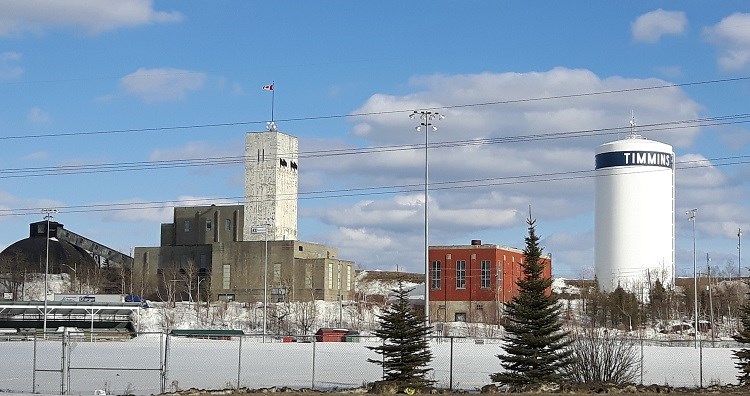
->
2;112;750;179
1;154;746;217
1;75;749;142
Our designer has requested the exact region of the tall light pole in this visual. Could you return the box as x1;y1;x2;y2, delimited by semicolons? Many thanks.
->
252;221;271;342
411;110;443;328
739;228;743;279
687;208;697;347
41;208;57;337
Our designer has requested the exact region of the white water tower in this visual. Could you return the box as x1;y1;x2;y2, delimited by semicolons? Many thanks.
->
594;133;675;292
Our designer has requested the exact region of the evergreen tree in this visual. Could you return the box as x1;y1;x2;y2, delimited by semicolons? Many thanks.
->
648;279;668;324
491;215;573;388
367;280;434;390
608;286;640;330
733;284;750;385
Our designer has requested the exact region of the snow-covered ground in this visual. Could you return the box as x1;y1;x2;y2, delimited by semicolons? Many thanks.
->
0;334;738;395
0;274;744;395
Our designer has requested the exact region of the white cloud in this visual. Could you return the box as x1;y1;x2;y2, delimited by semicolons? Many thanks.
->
655;65;683;78
0;51;23;79
0;0;182;36
631;9;687;43
676;154;727;188
704;13;750;70
27;106;50;124
104;195;241;223
120;68;206;103
148;140;242;173
231;82;245;95
22;151;48;161
351;68;701;148
543;231;594;278
300;68;703;273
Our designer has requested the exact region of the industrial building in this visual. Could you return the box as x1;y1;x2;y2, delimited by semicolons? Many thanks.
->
0;220;134;298
428;240;551;323
594;132;675;292
133;204;354;303
133;130;355;303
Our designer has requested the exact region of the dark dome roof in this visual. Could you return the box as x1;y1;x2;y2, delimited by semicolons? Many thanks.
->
0;235;96;273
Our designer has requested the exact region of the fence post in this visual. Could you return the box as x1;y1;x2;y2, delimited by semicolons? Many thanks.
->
32;332;38;393
66;337;73;395
699;336;703;388
61;330;67;395
237;334;243;390
311;337;316;390
640;336;643;385
159;332;164;393
449;336;454;391
162;331;170;393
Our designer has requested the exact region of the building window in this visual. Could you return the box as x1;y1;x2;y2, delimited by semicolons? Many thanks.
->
179;255;188;273
328;263;333;289
184;220;190;232
480;260;491;289
456;260;466;289
337;263;342;290
222;264;231;289
274;263;281;283
476;304;483;310
218;294;235;302
205;220;212;230
225;219;231;231
431;261;441;289
347;265;352;290
455;312;466;322
305;263;313;289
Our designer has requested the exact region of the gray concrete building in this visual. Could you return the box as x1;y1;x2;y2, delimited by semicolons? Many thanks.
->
133;204;354;303
133;129;355;304
244;131;298;242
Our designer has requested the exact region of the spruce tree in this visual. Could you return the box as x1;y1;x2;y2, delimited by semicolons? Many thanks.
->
491;215;573;388
733;284;750;385
367;280;434;390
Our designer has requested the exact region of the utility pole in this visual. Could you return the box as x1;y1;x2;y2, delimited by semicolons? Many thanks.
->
41;208;57;338
687;208;697;348
706;257;714;345
739;228;743;279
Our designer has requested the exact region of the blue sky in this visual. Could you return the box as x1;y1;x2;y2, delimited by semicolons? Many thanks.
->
1;1;749;279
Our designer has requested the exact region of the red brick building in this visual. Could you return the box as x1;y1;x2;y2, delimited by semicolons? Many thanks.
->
428;240;552;323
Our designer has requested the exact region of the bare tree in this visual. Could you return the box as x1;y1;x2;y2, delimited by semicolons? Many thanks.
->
157;267;180;308
0;251;32;300
212;301;230;327
269;278;294;335
294;291;318;335
563;326;641;385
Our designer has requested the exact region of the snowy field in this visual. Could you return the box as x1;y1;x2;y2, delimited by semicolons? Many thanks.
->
0;335;739;395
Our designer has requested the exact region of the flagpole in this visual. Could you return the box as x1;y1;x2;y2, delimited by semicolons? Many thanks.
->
263;82;276;131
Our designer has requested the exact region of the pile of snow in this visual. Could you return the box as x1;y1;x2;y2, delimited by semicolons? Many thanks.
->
552;277;580;295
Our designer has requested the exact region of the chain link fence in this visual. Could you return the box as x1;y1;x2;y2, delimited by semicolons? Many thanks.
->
0;332;740;395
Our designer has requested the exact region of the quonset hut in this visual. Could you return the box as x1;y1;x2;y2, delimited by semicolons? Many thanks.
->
594;134;675;292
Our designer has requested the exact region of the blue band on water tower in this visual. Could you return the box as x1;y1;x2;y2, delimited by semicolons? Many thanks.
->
595;151;673;170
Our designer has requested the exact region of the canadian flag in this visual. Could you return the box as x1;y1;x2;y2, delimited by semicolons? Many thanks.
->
263;84;274;91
